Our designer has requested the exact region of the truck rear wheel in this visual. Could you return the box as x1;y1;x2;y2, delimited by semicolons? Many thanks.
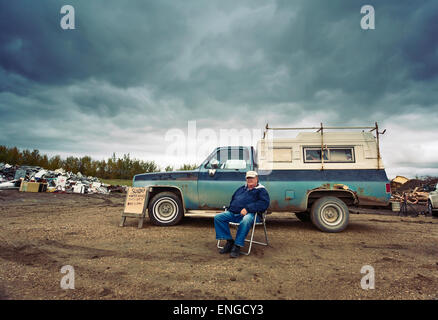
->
148;192;184;226
310;196;349;232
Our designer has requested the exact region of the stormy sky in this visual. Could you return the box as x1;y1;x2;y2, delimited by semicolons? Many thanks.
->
0;0;437;178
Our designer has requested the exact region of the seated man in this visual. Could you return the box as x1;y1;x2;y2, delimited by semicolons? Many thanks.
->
214;171;270;258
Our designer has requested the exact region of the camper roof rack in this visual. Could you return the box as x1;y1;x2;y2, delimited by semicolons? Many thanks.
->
262;122;386;170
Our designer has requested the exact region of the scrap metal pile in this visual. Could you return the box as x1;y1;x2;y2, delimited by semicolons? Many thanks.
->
0;163;127;194
390;176;438;204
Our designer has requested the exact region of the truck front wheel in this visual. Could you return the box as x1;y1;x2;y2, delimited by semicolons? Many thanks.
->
148;192;184;226
310;196;349;232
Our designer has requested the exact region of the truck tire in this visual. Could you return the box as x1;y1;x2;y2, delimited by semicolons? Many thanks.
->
428;200;438;217
427;200;433;216
310;196;349;233
295;212;311;222
148;192;184;226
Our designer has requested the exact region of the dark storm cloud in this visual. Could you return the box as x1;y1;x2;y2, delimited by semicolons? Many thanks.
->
0;0;189;87
0;0;437;175
2;0;437;109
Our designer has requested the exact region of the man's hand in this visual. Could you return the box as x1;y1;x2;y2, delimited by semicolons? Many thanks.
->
240;208;248;215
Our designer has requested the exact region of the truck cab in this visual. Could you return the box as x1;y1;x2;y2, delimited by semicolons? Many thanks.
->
133;124;391;232
133;146;256;221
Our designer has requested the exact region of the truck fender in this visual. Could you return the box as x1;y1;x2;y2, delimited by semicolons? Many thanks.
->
305;188;359;209
146;185;186;212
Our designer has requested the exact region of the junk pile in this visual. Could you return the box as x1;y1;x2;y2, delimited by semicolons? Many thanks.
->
0;163;127;194
390;175;438;204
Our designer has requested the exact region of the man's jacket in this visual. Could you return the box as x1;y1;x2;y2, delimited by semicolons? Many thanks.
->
228;183;270;214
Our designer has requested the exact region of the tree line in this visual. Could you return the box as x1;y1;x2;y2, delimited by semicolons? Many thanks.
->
0;145;198;180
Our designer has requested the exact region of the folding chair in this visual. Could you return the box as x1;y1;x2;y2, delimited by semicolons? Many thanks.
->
217;211;269;255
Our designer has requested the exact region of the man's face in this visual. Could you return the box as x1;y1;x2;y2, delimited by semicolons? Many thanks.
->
246;177;258;189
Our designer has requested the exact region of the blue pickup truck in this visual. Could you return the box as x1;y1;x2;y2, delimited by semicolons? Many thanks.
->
133;126;391;232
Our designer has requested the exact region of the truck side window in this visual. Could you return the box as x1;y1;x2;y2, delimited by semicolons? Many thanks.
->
205;147;250;170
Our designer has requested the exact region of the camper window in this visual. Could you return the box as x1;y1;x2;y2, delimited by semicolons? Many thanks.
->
304;148;329;162
304;147;354;163
329;148;354;162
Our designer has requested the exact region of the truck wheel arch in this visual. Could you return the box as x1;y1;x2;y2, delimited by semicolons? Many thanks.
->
147;186;186;212
306;189;358;210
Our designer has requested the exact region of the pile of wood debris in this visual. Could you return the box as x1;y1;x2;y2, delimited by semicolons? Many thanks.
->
390;176;438;204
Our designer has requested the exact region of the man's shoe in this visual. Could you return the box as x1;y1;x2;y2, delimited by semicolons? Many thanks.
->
230;245;240;258
219;240;234;254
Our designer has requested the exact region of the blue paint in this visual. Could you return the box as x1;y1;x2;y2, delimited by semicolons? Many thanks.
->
133;168;390;211
134;170;198;181
257;169;389;182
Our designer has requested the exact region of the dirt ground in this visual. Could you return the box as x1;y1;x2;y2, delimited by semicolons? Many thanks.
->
0;189;437;300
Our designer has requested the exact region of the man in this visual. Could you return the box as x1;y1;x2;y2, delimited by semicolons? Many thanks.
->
214;171;270;258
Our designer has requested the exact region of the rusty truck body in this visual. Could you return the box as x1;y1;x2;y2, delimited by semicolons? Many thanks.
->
133;124;391;232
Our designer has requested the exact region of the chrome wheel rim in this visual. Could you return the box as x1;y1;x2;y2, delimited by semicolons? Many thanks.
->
153;197;178;222
320;203;344;226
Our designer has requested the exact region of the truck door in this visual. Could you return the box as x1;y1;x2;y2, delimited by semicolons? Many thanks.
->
198;146;253;209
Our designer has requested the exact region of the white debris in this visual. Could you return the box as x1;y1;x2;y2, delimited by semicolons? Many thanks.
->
54;168;66;175
0;180;20;190
73;184;85;194
34;169;48;179
92;182;101;188
56;176;67;191
0;164;123;194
